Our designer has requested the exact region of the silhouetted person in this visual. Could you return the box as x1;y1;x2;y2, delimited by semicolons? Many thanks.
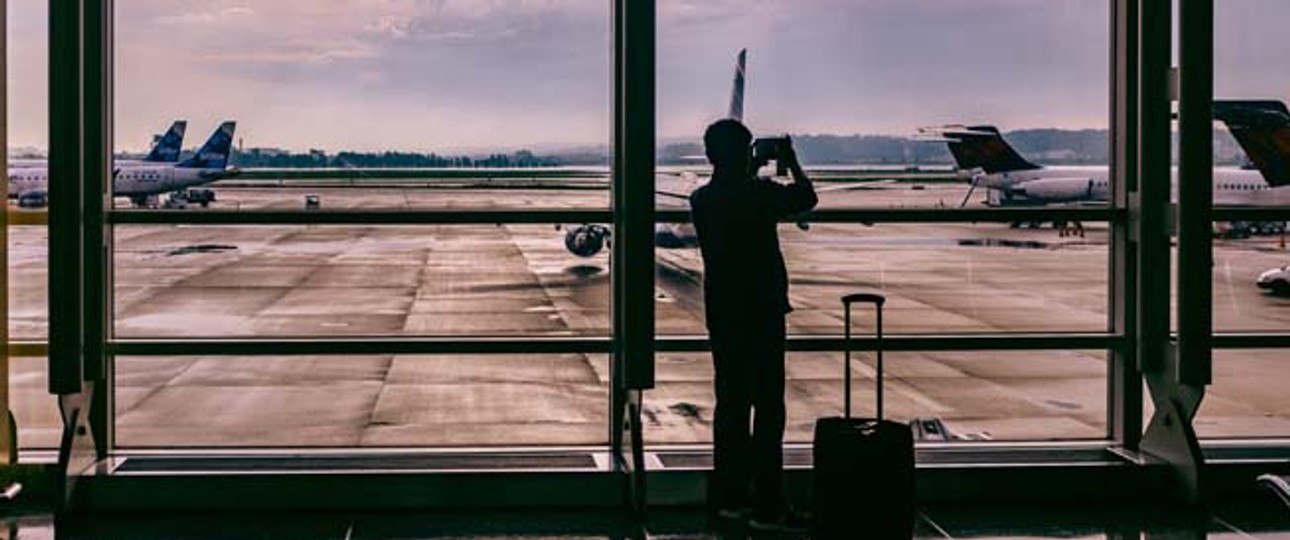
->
690;118;817;531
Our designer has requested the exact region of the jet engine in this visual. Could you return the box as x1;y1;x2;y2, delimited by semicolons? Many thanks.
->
564;224;611;258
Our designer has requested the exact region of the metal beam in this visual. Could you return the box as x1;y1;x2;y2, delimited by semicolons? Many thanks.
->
83;0;114;459
48;0;85;395
102;333;1121;357
1109;0;1142;450
1176;0;1214;387
0;0;11;465
1139;0;1209;506
613;0;655;390
1212;207;1290;222
105;207;1121;226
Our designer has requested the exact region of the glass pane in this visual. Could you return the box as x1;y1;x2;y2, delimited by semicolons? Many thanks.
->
113;225;610;338
7;226;46;340
8;0;54;452
1211;1;1290;333
658;222;1109;336
646;350;1108;445
1196;350;1290;439
10;355;59;450
658;0;1109;209
1213;239;1290;332
116;354;609;448
114;1;610;210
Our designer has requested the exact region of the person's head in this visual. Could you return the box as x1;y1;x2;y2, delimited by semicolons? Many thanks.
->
704;118;753;176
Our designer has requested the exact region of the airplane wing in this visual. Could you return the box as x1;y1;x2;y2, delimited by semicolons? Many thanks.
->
814;179;900;192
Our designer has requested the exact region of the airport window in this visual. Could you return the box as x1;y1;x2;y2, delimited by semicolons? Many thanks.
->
112;225;610;339
114;354;610;448
1206;0;1290;439
114;1;612;212
7;0;54;450
1196;349;1290;439
95;1;617;449
646;350;1109;444
651;0;1116;447
11;0;1289;469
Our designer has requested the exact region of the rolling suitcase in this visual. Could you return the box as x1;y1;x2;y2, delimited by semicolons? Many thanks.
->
811;292;915;539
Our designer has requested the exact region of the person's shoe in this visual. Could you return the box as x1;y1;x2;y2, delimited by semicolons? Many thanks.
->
747;507;810;534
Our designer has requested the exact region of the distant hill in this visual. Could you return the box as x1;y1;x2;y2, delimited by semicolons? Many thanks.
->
13;128;1254;168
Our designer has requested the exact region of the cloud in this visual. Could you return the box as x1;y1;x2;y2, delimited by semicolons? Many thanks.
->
156;6;254;26
11;0;1290;151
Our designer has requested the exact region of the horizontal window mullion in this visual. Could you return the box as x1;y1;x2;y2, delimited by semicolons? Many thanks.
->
1213;334;1290;349
7;342;50;358
7;210;48;226
1212;206;1290;222
58;207;1119;226
105;333;1122;357
106;209;614;226
658;207;1122;224
107;337;614;356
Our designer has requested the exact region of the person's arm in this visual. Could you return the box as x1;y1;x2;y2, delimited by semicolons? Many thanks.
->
779;146;818;216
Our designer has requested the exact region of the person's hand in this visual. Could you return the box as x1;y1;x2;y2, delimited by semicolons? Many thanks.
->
781;141;800;169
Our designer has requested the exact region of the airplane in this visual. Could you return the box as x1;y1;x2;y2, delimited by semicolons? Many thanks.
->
7;120;187;171
562;49;872;257
921;100;1290;211
8;121;240;208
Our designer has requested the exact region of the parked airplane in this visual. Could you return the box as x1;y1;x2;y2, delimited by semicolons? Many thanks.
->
8;121;239;208
7;120;187;171
922;100;1290;209
8;120;188;196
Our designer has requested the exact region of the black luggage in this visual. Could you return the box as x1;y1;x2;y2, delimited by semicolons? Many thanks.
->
811;292;915;539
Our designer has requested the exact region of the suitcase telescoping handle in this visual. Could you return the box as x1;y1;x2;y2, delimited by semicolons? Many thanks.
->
842;293;886;421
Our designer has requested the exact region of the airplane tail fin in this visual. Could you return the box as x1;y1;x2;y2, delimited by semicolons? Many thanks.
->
143;121;187;163
728;49;746;122
178;121;236;169
921;125;1041;174
1214;100;1290;187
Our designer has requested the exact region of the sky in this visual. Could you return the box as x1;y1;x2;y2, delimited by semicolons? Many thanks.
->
6;0;1290;153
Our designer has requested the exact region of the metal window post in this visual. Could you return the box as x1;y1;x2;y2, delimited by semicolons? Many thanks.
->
50;0;109;509
611;0;655;515
0;0;11;465
83;0;114;458
49;0;86;398
1175;0;1213;389
1139;0;1211;505
1109;0;1142;451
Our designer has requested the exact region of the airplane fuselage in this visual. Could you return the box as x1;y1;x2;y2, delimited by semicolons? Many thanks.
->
7;163;234;199
974;165;1290;207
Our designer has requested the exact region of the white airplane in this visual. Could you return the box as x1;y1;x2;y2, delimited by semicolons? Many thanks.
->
922;100;1290;209
8;121;240;208
8;120;188;194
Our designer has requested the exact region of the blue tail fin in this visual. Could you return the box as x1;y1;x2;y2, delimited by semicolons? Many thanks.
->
1214;100;1290;187
178;121;236;169
143;121;186;163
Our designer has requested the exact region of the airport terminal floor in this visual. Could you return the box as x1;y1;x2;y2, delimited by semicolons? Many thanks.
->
8;501;1290;539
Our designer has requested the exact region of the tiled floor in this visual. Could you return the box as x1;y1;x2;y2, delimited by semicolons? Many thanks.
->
7;500;1290;539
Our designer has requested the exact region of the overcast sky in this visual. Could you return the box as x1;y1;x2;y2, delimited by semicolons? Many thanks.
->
7;0;1290;153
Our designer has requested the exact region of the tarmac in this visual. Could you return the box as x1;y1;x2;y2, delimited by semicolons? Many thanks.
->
7;180;1290;448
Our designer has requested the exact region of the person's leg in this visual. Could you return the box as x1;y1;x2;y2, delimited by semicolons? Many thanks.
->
750;313;788;516
710;321;754;511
